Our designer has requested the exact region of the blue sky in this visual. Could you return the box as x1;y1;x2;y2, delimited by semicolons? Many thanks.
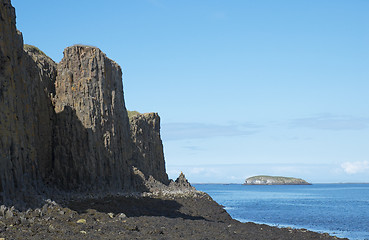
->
13;0;369;183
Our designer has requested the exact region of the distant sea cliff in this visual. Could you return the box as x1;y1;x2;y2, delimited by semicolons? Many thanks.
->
244;175;311;185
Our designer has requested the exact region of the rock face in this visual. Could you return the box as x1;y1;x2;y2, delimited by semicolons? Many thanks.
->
134;170;197;196
52;45;133;191
244;176;311;185
129;112;168;184
0;1;56;204
0;0;170;206
173;172;195;190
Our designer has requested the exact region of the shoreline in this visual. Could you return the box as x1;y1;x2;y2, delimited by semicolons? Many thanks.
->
0;192;347;240
194;182;369;185
233;218;346;240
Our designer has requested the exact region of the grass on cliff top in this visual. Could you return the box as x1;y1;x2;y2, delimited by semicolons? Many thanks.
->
24;44;47;56
249;175;302;181
72;44;98;48
127;110;141;119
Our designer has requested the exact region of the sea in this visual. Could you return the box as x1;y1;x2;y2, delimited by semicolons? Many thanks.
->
193;183;369;240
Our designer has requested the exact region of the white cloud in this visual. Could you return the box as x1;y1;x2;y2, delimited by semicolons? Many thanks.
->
290;114;369;131
189;167;206;174
189;167;220;176
341;161;369;174
162;122;261;141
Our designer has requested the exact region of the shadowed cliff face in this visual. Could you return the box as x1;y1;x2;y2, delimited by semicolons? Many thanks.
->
52;45;134;191
0;0;168;206
130;113;169;184
0;0;56;205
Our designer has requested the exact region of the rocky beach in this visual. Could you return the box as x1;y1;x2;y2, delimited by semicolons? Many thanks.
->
0;190;346;240
0;0;347;239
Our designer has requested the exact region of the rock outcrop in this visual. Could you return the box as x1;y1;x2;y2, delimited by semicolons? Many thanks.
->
0;1;56;205
134;170;197;196
52;45;133;191
244;175;311;185
129;112;168;184
0;0;171;207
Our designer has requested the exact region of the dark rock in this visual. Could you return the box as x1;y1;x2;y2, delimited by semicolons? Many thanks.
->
0;0;56;206
52;45;134;192
166;172;197;193
129;112;169;184
175;172;192;188
1;0;170;206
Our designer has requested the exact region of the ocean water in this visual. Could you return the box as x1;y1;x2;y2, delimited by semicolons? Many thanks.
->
193;184;369;240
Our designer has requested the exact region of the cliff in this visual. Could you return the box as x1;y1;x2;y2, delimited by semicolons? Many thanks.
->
244;175;311;185
129;112;168;184
0;0;56;205
52;45;134;191
0;0;170;207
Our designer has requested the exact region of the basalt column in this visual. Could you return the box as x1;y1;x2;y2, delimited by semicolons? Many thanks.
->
52;45;133;191
0;0;56;204
130;113;169;184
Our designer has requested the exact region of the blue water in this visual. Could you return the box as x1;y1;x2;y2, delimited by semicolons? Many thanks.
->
194;184;369;240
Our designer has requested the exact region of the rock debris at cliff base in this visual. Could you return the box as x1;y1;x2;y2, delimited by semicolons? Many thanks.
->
0;194;345;240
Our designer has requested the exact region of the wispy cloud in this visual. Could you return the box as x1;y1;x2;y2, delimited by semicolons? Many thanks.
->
341;161;369;174
162;122;261;141
181;145;204;151
189;167;220;175
166;163;336;183
290;114;369;130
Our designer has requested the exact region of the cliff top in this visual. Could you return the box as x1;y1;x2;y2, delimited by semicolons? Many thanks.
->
128;110;141;119
24;44;47;56
128;110;159;120
61;45;121;69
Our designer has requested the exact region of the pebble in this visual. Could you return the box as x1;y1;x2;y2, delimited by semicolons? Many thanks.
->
28;218;35;224
0;206;6;217
80;230;87;234
48;224;55;232
20;216;27;224
45;199;57;206
41;204;48;214
5;210;13;219
34;208;42;217
107;213;114;219
77;219;86;224
117;213;126;220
